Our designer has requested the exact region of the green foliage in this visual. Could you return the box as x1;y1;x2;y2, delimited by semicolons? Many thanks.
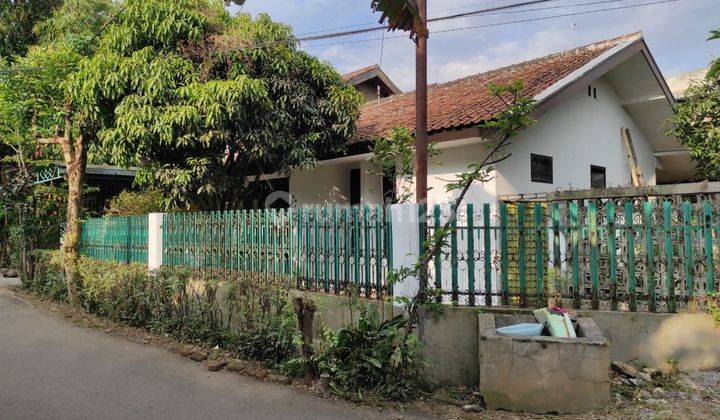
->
104;189;171;215
707;29;720;79
366;126;438;204
315;306;426;401
30;251;299;365
0;0;62;61
384;81;536;363
371;0;424;39
70;1;362;209
667;77;720;180
34;0;117;55
23;249;67;300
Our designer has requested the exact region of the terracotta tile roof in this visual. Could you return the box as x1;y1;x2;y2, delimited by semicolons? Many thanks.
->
342;65;381;82
352;32;641;144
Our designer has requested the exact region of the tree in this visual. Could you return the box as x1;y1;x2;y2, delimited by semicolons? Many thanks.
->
667;28;720;180
0;41;80;278
667;77;720;180
72;1;362;210
1;0;117;304
391;81;536;334
0;0;62;61
366;126;438;204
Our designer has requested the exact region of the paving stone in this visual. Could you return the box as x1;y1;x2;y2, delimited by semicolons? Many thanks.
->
207;359;227;372
267;374;292;385
189;351;207;362
227;359;247;373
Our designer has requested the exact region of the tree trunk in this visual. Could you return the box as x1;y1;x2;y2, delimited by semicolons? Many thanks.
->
60;110;86;306
293;297;317;379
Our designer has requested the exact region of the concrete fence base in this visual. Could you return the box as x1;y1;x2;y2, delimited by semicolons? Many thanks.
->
296;292;720;387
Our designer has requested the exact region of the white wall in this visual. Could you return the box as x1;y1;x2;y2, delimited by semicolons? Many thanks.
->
291;162;351;205
400;140;497;207
495;76;656;197
290;158;383;206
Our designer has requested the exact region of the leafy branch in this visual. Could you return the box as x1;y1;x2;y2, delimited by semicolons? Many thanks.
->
366;126;439;204
389;80;537;335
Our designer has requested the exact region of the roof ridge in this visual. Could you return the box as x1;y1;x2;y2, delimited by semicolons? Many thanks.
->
342;64;381;81
360;31;643;109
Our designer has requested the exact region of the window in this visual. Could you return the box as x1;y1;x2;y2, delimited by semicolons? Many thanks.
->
350;168;361;205
591;165;606;189
587;85;597;99
530;154;553;184
382;170;396;206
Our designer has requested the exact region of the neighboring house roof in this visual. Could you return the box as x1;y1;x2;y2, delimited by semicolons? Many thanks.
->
342;64;403;97
56;162;137;178
353;32;670;144
342;65;381;82
666;67;707;99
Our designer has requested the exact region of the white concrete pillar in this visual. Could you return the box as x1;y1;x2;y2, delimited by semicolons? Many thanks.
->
148;213;165;271
389;203;420;307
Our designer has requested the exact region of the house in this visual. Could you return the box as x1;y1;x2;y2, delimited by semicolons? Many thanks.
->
285;32;696;208
666;67;707;100
51;163;136;214
341;64;403;103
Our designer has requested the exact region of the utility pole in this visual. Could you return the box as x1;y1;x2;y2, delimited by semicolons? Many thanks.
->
415;0;428;205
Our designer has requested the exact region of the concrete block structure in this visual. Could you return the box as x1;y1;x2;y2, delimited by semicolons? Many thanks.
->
478;313;610;414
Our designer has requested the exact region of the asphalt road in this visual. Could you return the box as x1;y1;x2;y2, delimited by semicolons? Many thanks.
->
0;280;417;420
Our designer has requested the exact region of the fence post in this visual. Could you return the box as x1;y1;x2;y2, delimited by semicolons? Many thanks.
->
389;203;420;307
148;213;165;270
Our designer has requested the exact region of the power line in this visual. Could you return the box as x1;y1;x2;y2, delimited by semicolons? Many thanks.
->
295;0;537;37
299;0;681;49
433;0;680;35
293;0;514;37
0;0;573;75
298;0;558;42
0;0;686;75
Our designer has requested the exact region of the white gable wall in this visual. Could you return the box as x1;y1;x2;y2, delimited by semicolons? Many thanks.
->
494;77;656;197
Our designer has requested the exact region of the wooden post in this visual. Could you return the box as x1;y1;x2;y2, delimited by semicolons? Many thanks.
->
415;0;429;295
415;0;428;205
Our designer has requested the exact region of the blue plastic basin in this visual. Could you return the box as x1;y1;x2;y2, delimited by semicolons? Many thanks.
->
496;323;544;336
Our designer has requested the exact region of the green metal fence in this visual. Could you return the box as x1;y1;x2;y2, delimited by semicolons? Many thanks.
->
77;198;720;312
162;206;393;298
427;199;720;312
79;215;148;263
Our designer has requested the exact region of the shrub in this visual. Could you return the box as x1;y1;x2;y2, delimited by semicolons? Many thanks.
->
314;304;426;401
29;252;428;400
23;250;67;301
104;189;171;216
30;251;298;366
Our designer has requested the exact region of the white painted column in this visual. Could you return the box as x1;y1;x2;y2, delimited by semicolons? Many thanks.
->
389;204;420;307
148;213;165;271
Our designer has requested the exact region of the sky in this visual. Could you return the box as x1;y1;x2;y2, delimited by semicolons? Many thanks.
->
229;0;720;92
